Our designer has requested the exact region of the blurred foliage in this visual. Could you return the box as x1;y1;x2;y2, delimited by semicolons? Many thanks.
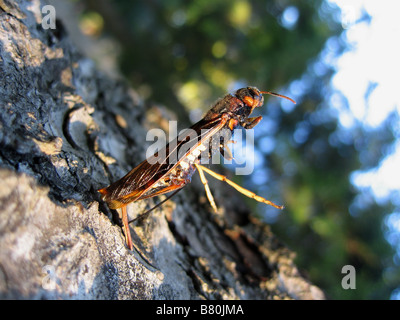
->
82;0;334;123
78;0;399;299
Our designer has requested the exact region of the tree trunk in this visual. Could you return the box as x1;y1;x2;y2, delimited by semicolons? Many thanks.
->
0;0;324;300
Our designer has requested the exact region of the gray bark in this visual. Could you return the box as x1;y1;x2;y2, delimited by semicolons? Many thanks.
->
0;0;325;299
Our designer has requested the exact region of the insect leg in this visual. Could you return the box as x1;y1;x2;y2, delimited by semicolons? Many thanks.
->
128;188;182;224
196;164;284;210
194;163;218;213
242;116;262;129
121;205;134;250
220;141;234;161
128;178;189;224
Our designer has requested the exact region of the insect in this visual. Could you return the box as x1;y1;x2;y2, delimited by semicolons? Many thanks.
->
99;87;295;250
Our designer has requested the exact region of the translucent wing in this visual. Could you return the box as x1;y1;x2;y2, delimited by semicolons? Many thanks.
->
99;115;228;209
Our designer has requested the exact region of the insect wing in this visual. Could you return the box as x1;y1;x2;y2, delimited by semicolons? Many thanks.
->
98;159;159;208
133;116;229;201
99;114;228;208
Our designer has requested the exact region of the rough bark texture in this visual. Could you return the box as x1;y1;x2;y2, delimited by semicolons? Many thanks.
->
0;0;325;299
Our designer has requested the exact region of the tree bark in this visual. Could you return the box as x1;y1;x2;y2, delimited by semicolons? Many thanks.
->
0;0;324;299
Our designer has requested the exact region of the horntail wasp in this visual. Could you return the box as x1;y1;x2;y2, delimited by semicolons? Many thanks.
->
99;87;295;250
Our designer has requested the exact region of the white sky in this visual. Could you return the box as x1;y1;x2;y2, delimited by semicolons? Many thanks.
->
327;0;400;299
328;0;400;201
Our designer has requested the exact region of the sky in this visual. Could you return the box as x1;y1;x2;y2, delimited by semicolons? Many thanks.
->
326;0;400;299
327;0;400;198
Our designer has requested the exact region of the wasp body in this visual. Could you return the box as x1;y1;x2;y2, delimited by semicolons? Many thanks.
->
99;87;295;250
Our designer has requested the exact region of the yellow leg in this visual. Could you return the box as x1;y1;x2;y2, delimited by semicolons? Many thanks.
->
196;164;284;210
194;163;218;213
